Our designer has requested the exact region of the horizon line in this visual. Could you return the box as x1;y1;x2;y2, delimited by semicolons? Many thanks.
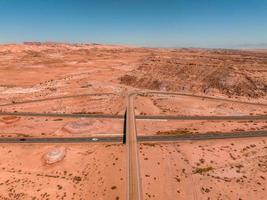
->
0;41;267;50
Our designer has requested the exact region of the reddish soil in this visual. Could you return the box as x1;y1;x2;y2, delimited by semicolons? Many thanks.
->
137;119;267;136
140;137;267;200
134;94;267;116
120;48;267;100
0;143;125;200
0;43;266;199
0;116;123;138
0;94;124;115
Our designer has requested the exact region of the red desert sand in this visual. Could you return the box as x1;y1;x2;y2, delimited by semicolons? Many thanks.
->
0;43;266;199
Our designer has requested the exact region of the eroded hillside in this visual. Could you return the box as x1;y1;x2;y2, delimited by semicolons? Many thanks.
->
120;49;267;99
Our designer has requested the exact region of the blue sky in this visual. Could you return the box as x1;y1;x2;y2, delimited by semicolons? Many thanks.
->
0;0;266;48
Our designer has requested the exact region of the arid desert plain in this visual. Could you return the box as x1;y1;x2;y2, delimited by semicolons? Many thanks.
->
0;42;266;200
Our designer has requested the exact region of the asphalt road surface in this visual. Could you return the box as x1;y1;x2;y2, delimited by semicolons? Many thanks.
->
0;111;266;121
1;90;266;200
126;92;143;200
0;130;266;143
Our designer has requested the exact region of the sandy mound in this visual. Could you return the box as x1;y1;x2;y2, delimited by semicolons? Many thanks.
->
61;119;101;134
0;116;21;124
43;147;66;164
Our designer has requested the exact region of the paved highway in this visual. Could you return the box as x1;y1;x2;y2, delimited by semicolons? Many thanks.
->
1;90;266;200
0;111;266;121
137;115;267;120
0;130;266;143
0;136;122;143
138;130;267;142
0;111;123;119
126;92;143;200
